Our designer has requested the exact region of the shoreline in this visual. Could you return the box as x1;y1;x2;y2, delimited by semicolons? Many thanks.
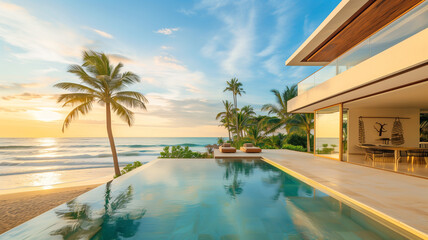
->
0;167;114;196
0;184;102;234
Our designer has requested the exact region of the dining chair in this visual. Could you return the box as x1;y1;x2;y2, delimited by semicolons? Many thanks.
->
407;149;428;165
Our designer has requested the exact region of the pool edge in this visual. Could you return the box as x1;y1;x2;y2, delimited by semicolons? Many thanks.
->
261;157;428;240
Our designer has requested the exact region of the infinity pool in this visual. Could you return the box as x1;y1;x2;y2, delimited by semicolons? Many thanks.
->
1;159;406;239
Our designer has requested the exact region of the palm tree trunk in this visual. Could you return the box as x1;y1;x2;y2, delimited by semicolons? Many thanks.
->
106;102;121;176
234;94;239;141
306;131;311;153
227;125;231;141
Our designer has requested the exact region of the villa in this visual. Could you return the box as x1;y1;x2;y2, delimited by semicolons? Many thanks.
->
286;0;428;178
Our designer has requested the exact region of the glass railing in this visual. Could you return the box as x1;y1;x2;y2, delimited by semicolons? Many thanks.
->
298;1;428;95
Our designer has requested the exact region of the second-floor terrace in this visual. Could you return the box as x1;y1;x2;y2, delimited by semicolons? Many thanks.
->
285;0;428;113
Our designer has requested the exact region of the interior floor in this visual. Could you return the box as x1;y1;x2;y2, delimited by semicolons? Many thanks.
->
347;154;428;178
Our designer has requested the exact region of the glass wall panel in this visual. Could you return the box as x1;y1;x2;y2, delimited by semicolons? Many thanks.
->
342;109;348;161
315;105;341;160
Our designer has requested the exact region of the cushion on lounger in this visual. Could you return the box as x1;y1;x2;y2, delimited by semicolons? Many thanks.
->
243;143;254;147
219;146;236;153
240;146;262;153
222;143;231;147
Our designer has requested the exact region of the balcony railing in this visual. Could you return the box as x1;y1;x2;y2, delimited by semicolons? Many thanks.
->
298;1;428;95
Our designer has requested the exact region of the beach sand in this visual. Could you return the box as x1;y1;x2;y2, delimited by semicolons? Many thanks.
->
0;184;101;234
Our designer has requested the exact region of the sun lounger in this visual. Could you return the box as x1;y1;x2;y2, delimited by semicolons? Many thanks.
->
240;143;262;153
219;143;236;153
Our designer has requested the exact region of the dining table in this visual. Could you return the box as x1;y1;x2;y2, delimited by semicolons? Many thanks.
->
358;145;428;170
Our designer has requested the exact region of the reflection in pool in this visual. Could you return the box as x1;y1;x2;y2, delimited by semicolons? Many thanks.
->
1;159;406;239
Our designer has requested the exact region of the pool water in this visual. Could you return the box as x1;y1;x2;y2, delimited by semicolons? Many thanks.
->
1;159;406;239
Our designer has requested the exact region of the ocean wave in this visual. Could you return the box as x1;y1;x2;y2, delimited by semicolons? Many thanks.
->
0;161;113;167
0;164;142;176
119;143;205;148
0;145;40;149
59;144;105;148
13;151;159;161
0;143;206;151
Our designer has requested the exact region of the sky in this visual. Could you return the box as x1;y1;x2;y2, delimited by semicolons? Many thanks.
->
0;0;339;138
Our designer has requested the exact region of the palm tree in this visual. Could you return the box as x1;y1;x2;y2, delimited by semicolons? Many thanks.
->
247;124;264;146
233;109;254;138
260;116;281;136
233;105;255;137
288;113;314;152
224;78;245;141
52;182;146;238
261;85;297;134
266;133;287;149
216;100;233;141
54;50;148;176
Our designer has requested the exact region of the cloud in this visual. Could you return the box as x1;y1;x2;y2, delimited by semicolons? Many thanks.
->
137;95;221;127
108;54;133;63
161;46;173;50
178;8;196;16
34;67;59;75
185;84;201;93
0;76;58;91
87;27;114;39
258;0;294;57
0;106;33;112
0;1;90;63
153;56;186;71
263;55;283;76
105;51;214;100
155;28;180;35
198;0;257;76
196;0;232;10
0;82;44;90
1;92;56;101
303;15;318;38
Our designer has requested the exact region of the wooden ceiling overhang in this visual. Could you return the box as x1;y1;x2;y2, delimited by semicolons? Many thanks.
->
304;0;424;63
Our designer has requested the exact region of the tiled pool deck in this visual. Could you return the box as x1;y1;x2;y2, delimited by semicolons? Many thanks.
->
214;149;428;239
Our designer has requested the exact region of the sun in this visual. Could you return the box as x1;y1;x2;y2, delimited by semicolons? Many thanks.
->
30;108;62;122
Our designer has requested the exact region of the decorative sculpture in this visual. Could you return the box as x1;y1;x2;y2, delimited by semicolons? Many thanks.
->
358;117;365;144
374;122;387;136
391;118;405;145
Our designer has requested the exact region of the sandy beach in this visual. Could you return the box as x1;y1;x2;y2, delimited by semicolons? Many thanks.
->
0;184;101;234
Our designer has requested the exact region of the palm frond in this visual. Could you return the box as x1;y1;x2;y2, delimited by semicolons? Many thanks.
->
111;63;123;79
56;93;97;105
62;101;93;132
120;72;140;85
112;95;147;110
54;82;101;95
59;94;96;107
114;91;148;103
110;100;134;126
67;65;102;90
83;51;113;76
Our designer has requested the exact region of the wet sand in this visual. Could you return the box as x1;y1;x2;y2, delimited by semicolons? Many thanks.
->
0;184;101;234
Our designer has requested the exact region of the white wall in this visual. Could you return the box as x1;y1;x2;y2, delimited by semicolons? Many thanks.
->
348;108;420;154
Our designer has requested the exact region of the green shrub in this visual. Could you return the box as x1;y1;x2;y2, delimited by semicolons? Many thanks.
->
282;144;307;152
286;133;306;148
159;146;213;158
115;161;143;178
230;137;253;149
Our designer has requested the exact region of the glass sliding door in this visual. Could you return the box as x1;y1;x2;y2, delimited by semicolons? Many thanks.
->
315;105;342;160
342;108;348;161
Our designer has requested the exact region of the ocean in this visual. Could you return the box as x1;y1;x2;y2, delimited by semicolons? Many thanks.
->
0;137;217;194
